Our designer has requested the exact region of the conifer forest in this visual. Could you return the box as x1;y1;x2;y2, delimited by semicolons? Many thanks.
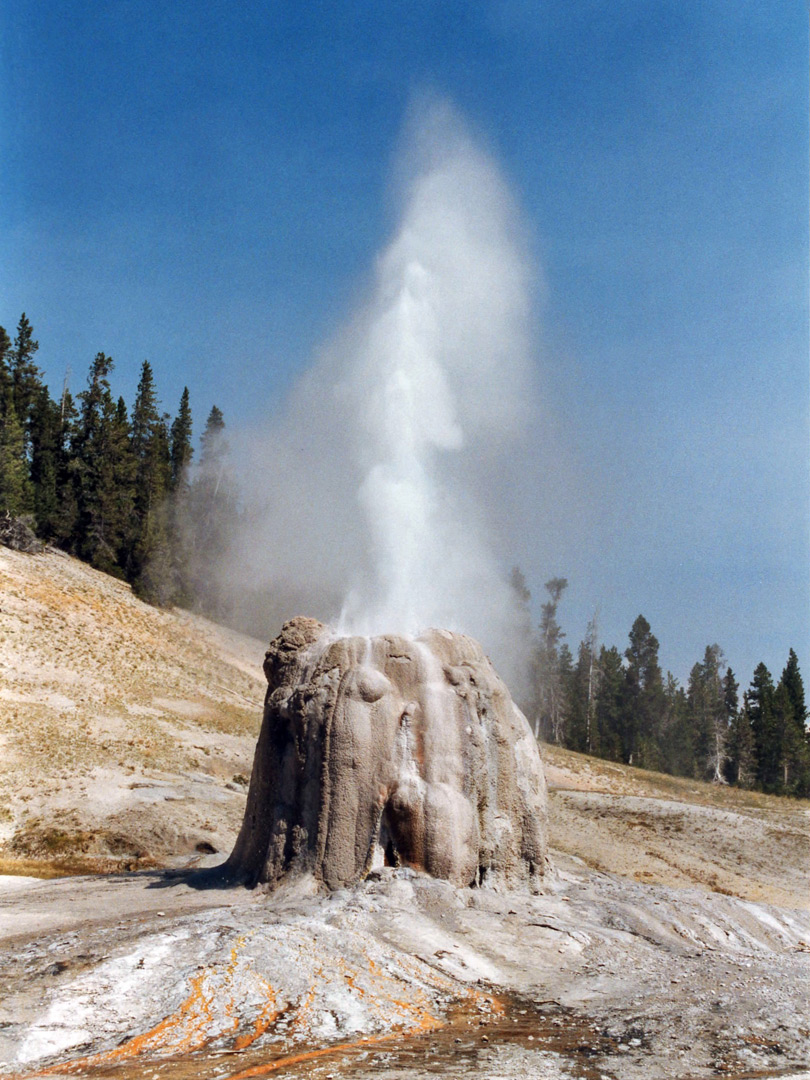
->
1;313;808;798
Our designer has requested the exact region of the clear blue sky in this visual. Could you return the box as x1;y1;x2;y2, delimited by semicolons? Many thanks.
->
1;1;807;688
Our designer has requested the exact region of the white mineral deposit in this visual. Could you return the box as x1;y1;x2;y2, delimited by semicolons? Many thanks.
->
224;618;548;892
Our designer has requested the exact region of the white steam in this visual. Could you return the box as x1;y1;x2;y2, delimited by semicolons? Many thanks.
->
226;100;538;688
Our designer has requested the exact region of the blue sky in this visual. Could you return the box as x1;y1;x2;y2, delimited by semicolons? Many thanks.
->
1;1;807;687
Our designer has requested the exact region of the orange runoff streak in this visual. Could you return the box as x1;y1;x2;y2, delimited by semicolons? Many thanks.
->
231;997;280;1053
225;1015;444;1080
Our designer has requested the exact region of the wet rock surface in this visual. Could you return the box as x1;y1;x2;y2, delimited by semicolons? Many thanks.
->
1;857;807;1079
225;619;548;892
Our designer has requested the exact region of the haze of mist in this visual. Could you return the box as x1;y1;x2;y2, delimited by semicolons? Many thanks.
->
1;3;807;688
219;101;536;691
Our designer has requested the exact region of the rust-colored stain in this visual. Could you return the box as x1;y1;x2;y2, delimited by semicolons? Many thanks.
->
224;1029;421;1080
12;931;502;1080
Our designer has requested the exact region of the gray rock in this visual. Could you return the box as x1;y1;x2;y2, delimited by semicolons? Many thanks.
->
0;513;42;553
224;618;548;892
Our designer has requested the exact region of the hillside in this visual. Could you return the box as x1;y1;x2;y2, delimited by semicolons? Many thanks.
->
1;543;807;910
1;546;809;1080
0;545;265;875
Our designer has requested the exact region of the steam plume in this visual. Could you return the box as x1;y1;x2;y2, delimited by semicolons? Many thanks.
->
225;100;538;687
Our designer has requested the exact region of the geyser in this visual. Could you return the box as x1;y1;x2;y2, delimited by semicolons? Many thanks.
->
225;617;548;892
225;99;537;691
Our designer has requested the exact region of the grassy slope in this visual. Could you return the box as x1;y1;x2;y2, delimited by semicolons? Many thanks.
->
541;742;809;908
1;544;807;908
0;545;266;875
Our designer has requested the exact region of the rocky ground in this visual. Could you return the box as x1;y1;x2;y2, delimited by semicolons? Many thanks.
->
0;547;808;1078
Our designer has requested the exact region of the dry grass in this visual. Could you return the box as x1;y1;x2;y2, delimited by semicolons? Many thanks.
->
541;742;809;908
2;546;807;909
541;740;810;813
0;546;267;873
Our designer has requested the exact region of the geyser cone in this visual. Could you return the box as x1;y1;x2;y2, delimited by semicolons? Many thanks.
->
225;617;548;891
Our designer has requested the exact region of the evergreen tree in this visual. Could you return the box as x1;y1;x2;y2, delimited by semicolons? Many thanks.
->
724;667;739;725
0;325;11;399
200;404;225;459
777;650;809;795
530;577;568;742
780;650;807;730
28;385;64;536
52;389;79;547
725;690;756;788
622;615;665;767
169;387;193;490
508;566;536;716
721;667;740;782
558;641;574;743
566;637;592;753
128;361;171;587
0;394;32;514
749;663;779;792
9;313;41;430
686;645;728;781
73;354;133;573
567;614;601;754
178;405;236;617
659;672;691;776
593;645;625;761
582;613;600;755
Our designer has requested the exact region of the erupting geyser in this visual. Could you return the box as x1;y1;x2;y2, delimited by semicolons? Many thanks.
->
221;104;548;892
225;617;548;892
224;100;538;693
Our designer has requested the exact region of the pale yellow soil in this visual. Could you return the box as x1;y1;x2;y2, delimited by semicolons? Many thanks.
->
541;743;810;909
1;544;808;917
0;546;265;872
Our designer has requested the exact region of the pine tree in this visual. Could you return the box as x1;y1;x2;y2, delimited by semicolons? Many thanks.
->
780;650;807;729
178;405;236;617
659;672;691;776
687;645;728;781
566;614;600;754
169;387;193;490
0;393;32;514
52;389;79;547
200;404;225;459
9;313;41;430
0;326;11;399
566;638;591;753
508;566;537;716
721;667;741;782
777;650;809;795
749;663;778;792
771;682;796;794
724;667;739;724
29;385;63;537
558;642;574;745
726;691;756;788
530;578;568;742
594;645;625;762
128;361;171;588
622;615;665;767
73;354;133;573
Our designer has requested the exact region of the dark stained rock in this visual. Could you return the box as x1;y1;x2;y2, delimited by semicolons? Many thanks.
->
225;617;549;892
0;513;43;553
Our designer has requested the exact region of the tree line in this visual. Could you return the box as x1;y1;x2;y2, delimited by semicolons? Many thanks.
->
2;313;807;799
0;313;234;606
517;573;809;799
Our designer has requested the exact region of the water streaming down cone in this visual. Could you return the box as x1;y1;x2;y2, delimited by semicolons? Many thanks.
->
224;618;548;891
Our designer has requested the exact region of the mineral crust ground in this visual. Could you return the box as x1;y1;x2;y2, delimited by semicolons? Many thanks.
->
1;854;808;1080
